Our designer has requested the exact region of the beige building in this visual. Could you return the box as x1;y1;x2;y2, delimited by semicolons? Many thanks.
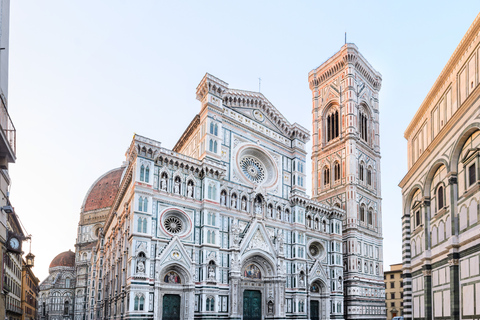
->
399;12;480;320
384;264;403;320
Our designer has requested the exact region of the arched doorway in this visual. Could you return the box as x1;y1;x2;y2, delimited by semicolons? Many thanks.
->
157;264;194;320
239;255;277;319
309;280;327;320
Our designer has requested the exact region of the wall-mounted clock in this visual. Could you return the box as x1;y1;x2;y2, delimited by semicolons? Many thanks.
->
6;232;22;253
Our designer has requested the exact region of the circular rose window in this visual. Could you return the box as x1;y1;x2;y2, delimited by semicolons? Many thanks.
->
160;209;191;237
164;216;183;234
236;145;278;187
308;241;326;259
240;156;266;184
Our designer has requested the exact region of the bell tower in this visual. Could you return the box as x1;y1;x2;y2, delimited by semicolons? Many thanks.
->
309;44;385;318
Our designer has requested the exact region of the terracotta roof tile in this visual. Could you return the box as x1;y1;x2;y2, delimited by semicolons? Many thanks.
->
49;250;75;268
84;168;124;212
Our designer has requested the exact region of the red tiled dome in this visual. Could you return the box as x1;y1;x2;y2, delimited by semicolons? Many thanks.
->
83;167;124;212
49;250;75;268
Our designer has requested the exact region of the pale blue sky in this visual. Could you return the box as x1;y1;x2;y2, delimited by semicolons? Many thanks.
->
8;1;479;281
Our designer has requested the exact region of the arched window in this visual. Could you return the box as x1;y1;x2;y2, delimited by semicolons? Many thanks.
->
139;296;145;311
138;197;143;211
64;301;69;315
210;122;214;134
359;163;364;182
323;167;330;186
307;216;312;228
208;185;212;199
143;218;147;233
334;162;340;182
437;185;444;211
368;209;373;225
143;197;148;212
65;278;70;288
214;124;218;136
360;206;365;222
140;165;145;181
367;168;372;186
359;111;368;142
209;139;213;152
145;166;149;183
285;209;290;222
213;141;218;153
207;212;212;225
137;217;142;232
277;206;282;220
207;231;211;243
326;110;339;142
211;231;215;244
206;297;215;311
212;213;216;226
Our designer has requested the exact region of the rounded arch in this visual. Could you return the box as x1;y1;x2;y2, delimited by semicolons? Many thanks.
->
450;124;480;171
358;100;373;118
159;262;193;284
405;185;424;212
241;252;276;277
423;159;449;197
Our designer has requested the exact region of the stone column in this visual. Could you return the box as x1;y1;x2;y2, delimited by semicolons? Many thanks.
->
448;253;460;320
423;265;432;320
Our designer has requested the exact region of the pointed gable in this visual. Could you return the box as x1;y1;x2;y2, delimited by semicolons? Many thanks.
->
240;220;276;259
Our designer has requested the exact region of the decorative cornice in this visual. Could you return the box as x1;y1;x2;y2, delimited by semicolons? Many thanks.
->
173;115;200;153
404;12;480;138
223;88;310;143
196;73;229;101
308;43;382;91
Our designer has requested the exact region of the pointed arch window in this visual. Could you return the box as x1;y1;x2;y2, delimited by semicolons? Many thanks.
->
143;197;148;212
368;209;373;225
206;297;215;311
214;141;218;153
214;124;218;136
367;168;372;186
145;166;149;183
323;167;330;186
143;218;147;233
437;185;444;211
138;197;143;211
210;122;214;134
360;206;365;222
140;165;145;181
64;301;69;315
326;110;339;142
359;163;364;182
209;139;213;152
359;111;368;142
334;162;340;181
137;217;143;232
65;278;71;288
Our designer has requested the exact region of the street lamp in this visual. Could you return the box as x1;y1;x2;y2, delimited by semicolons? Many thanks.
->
25;252;35;267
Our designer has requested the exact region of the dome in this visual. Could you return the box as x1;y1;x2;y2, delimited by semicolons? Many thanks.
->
49;250;75;268
82;167;125;212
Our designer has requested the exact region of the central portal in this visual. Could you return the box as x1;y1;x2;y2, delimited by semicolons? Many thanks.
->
310;300;320;320
243;290;262;320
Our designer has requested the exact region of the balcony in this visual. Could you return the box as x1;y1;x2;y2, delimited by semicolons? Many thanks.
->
0;97;15;164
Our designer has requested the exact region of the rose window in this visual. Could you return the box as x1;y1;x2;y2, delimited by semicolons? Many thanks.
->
240;156;266;184
164;216;183;234
309;245;319;256
308;241;325;259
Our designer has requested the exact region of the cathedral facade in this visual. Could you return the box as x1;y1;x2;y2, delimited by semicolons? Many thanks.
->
39;45;385;320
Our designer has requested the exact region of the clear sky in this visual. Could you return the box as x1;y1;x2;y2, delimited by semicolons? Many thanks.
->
8;1;479;281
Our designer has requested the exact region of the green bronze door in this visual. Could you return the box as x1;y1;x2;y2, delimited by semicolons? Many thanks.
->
310;300;319;320
243;290;262;320
162;294;181;320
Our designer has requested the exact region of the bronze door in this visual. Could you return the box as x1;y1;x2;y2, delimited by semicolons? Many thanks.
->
243;290;262;320
310;300;319;320
162;294;181;320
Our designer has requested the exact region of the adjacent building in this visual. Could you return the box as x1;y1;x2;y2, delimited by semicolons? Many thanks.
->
384;264;403;320
21;257;39;320
399;12;480;320
309;43;385;318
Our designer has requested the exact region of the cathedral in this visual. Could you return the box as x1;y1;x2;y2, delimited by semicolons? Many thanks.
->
38;44;385;320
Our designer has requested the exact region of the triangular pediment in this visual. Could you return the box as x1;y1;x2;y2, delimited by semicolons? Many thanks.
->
462;148;479;163
157;236;192;269
240;220;276;259
309;259;328;285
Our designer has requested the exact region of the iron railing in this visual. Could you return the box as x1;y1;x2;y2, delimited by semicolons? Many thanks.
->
0;97;16;156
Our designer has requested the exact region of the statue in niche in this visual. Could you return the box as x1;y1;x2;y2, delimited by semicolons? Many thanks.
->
268;301;274;314
208;266;215;279
137;261;145;273
160;175;167;191
221;192;226;205
187;182;194;198
255;199;262;215
231;195;237;208
232;224;242;246
174;179;180;194
299;273;305;286
241;197;247;211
